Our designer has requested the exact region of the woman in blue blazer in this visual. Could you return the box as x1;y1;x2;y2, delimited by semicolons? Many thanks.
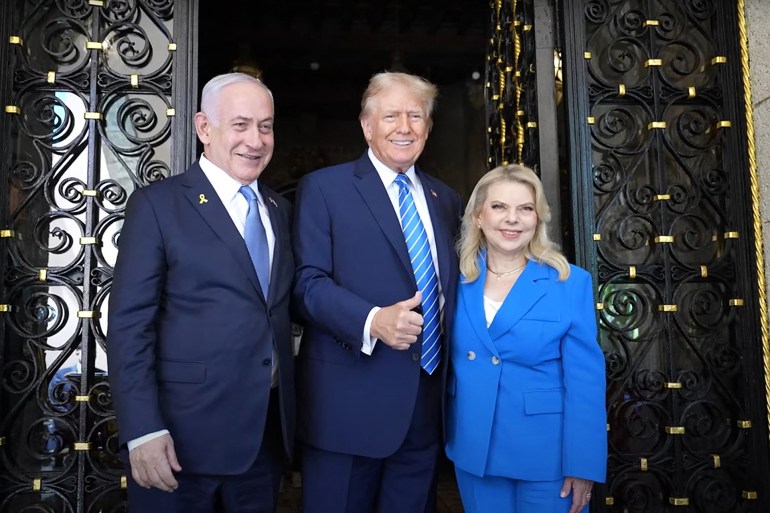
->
446;165;607;513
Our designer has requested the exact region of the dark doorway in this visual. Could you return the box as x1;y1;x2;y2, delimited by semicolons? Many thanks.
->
197;0;490;202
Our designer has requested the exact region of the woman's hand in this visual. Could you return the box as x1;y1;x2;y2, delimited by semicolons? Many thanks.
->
560;477;593;513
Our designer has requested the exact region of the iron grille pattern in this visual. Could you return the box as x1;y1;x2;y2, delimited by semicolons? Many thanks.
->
0;1;176;511
572;0;770;511
486;0;540;169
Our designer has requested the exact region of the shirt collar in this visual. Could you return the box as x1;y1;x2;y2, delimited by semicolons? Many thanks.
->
367;148;418;190
199;154;264;206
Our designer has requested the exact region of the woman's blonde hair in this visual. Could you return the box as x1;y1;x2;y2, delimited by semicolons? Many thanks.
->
457;164;570;282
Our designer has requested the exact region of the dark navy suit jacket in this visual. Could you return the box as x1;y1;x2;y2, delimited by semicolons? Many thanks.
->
292;153;462;458
107;161;295;475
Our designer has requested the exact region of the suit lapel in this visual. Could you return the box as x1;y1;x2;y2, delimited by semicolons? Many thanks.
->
459;266;499;355
352;155;413;277
487;260;550;340
418;169;453;298
180;163;265;301
260;184;286;305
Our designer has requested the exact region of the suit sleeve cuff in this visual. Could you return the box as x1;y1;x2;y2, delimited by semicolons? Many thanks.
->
361;307;381;355
127;429;170;452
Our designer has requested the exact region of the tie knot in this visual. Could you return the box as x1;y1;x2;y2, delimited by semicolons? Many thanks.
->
394;173;410;191
239;185;259;204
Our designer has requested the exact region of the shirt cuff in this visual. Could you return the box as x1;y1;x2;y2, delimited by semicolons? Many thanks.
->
127;429;170;451
361;306;381;355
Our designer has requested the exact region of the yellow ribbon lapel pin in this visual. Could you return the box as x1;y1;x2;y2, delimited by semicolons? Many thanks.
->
199;194;208;204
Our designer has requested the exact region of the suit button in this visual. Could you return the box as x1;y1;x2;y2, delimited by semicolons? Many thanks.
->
467;351;476;361
262;358;272;366
412;353;420;361
343;343;352;350
491;356;501;365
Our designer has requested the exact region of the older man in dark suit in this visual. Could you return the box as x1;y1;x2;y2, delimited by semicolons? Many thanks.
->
293;72;462;513
107;72;295;513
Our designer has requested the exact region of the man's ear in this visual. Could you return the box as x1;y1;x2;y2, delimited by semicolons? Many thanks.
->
360;117;372;142
194;112;210;144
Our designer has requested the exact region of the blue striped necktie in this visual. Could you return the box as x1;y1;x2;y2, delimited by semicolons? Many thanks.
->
394;173;441;374
239;185;270;297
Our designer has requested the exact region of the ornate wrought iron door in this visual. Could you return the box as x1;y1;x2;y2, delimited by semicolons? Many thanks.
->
558;0;770;511
0;1;195;511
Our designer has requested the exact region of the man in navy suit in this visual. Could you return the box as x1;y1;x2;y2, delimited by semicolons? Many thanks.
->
293;72;462;513
107;73;295;513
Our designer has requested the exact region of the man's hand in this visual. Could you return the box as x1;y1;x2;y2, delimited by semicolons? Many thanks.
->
129;433;182;492
561;476;593;513
371;292;424;350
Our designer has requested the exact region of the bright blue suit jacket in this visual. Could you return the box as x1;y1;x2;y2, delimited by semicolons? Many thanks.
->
292;153;462;458
446;257;607;483
107;162;295;475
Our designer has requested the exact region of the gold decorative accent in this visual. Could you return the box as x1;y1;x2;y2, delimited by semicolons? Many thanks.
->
516;110;525;117
742;491;758;499
587;116;595;124
75;395;90;402
9;36;22;45
738;0;770;451
659;305;679;312
593;233;602;241
700;266;708;277
645;58;663;67
38;269;47;282
584;51;592;59
688;86;696;98
1;230;15;238
33;477;42;491
655;235;674;243
168;42;177;51
605;497;614;505
89;0;104;6
712;454;721;468
79;236;99;245
84;112;102;120
716;120;732;129
81;189;99;197
121;475;127;489
629;266;636;279
77;310;101;319
648;121;667;129
669;497;689;506
618;84;626;96
0;436;5;445
526;121;537;128
737;420;752;428
86;41;103;50
166;108;176;116
0;305;12;313
654;194;671;201
5;105;20;114
640;458;648;471
725;231;739;239
523;24;532;31
644;19;660;27
730;299;745;307
130;74;139;88
665;382;683;389
711;56;728;65
47;71;56;84
74;442;91;451
596;303;605;311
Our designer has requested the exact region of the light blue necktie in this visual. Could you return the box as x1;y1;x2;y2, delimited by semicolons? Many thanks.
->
239;185;270;298
394;173;441;374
